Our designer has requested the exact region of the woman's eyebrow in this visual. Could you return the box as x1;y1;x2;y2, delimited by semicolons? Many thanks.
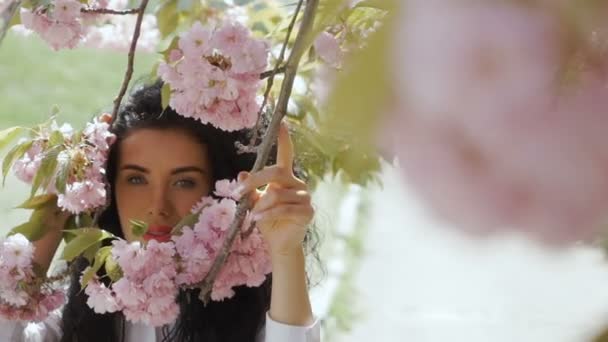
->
170;166;207;175
120;165;207;175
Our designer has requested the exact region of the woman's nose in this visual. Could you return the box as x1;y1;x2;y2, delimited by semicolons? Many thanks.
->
147;186;172;218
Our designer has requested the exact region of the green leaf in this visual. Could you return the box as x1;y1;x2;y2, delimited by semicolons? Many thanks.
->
76;214;94;228
2;140;33;186
80;246;113;288
8;6;21;27
159;35;179;60
54;152;70;194
31;146;61;197
156;0;179;38
0;126;26;151
171;210;201;234
16;193;57;210
62;215;79;243
8;207;51;241
321;13;395;157
353;0;397;10
161;82;172;110
105;254;123;282
130;219;148;237
48;130;65;147
177;0;192;12
82;241;101;263
61;228;113;262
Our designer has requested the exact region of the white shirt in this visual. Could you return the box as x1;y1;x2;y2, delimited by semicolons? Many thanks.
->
0;309;321;342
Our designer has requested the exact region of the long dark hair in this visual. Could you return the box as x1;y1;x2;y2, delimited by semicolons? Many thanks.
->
60;80;320;342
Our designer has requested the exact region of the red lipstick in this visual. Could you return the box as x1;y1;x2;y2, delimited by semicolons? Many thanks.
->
143;225;173;243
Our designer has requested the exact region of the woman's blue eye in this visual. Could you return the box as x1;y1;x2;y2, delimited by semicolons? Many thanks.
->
127;176;146;185
175;179;196;188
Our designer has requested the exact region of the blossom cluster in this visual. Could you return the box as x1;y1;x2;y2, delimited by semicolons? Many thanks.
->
12;117;116;214
0;234;65;322
20;0;86;50
157;21;269;131
384;0;608;244
83;179;272;326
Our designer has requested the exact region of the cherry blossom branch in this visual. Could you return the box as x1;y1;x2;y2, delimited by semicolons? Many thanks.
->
197;0;319;305
81;7;139;15
249;0;305;147
0;0;21;46
260;65;286;79
110;0;149;121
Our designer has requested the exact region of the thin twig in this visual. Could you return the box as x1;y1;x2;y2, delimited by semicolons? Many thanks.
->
260;65;286;79
197;0;319;305
81;7;139;15
110;0;149;122
249;0;305;147
0;0;21;46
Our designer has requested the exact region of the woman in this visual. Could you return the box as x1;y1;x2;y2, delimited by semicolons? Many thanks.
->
0;81;321;341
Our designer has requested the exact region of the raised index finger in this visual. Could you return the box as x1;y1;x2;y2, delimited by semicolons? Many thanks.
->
277;121;294;172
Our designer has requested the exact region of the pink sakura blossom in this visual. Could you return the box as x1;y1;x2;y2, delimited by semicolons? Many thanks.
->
179;21;213;58
214;178;240;199
0;233;34;269
85;279;119;314
212;21;251;60
158;20;268;131
11;117;115;214
53;0;82;22
80;177;271;319
314;31;343;68
173;182;272;300
395;0;559;120
20;0;86;51
56;178;107;214
384;0;608;245
12;140;44;184
86;240;180;326
83;117;117;153
0;234;65;322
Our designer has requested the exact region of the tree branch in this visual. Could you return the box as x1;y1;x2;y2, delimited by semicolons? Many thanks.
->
197;0;319;305
110;0;149;121
260;65;286;79
0;0;21;46
248;0;305;147
81;7;139;15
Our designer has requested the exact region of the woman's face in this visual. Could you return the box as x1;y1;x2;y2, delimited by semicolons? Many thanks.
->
114;128;212;242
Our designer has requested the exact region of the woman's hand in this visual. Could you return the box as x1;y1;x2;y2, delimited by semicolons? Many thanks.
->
235;122;314;258
234;121;315;325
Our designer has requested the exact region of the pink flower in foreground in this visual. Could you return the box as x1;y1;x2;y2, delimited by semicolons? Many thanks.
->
85;279;119;314
396;0;559;119
314;31;343;68
383;79;608;245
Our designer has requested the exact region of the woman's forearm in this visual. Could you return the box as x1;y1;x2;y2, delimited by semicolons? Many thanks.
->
33;207;70;274
269;246;314;326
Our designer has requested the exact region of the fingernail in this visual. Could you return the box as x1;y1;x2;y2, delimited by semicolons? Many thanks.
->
251;213;261;221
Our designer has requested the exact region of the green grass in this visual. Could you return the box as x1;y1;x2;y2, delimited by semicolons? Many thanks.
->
0;31;158;234
0;31;158;128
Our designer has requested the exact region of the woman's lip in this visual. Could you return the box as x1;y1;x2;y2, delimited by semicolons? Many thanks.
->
147;225;173;234
143;232;172;242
